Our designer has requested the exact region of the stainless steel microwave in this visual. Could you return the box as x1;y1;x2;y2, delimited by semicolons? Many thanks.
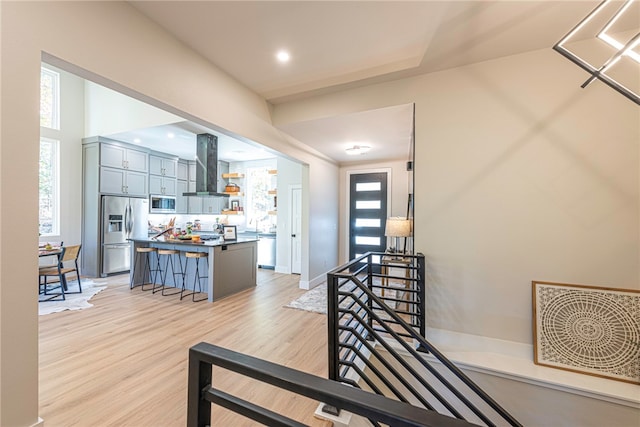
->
149;195;176;213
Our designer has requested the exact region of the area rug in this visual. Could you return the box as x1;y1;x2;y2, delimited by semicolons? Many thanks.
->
284;281;399;315
285;284;329;314
39;279;106;316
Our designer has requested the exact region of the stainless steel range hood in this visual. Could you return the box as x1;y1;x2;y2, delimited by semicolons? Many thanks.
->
182;133;230;197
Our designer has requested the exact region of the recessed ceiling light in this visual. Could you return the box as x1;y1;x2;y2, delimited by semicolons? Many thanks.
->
345;145;371;156
276;50;290;63
167;132;175;139
133;138;142;144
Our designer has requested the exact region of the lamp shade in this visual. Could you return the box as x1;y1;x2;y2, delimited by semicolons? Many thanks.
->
385;217;412;237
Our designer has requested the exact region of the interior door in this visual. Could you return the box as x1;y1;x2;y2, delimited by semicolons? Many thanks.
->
290;186;302;274
349;172;388;269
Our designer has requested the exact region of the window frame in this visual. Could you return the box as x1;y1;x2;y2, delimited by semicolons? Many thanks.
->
40;66;60;130
39;137;60;237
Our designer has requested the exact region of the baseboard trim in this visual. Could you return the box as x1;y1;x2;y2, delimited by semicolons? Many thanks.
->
298;272;325;290
274;265;289;274
31;417;44;427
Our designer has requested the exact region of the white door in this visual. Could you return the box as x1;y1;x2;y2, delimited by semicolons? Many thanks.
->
290;186;302;274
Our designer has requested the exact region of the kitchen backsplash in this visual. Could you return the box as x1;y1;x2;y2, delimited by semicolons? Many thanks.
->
148;213;267;233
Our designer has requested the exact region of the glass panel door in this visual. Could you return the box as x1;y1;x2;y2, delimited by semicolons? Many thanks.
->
349;172;387;271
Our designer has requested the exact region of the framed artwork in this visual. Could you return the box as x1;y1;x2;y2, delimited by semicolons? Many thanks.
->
231;200;240;211
223;225;237;241
532;281;640;384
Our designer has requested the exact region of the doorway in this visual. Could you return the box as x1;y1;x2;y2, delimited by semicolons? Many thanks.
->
290;185;302;274
348;172;388;267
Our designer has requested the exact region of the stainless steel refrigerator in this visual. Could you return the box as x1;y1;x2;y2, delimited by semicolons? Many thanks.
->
101;196;148;276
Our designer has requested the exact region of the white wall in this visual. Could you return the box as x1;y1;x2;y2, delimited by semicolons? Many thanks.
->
0;2;338;425
39;65;85;249
273;48;639;345
85;82;183;137
304;159;340;288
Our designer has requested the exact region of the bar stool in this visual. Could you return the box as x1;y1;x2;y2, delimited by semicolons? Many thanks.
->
181;251;208;302
153;248;184;296
130;246;161;291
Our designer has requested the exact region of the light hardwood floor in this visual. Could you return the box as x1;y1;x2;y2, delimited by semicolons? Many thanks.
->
39;270;332;426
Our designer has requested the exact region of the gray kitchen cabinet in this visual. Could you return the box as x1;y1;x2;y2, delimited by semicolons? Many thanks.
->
176;159;189;214
100;142;148;173
188;161;196;183
99;166;148;197
149;174;177;196
149;153;178;196
202;197;223;214
188;197;203;214
187;180;202;214
177;160;189;181
176;180;188;213
149;154;177;177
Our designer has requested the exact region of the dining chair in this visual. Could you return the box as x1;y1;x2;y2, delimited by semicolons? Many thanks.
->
39;241;64;296
39;244;83;299
39;247;67;302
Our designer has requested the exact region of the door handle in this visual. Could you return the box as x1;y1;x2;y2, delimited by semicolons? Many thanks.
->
291;234;296;238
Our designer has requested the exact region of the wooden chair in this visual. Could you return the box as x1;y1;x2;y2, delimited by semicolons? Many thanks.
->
39;244;83;300
39;247;67;302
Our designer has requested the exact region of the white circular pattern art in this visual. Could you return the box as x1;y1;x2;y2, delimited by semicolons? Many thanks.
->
534;282;640;384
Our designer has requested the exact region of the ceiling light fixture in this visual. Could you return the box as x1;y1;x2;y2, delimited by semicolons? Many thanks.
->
133;138;141;144
167;132;175;139
276;50;290;63
553;0;640;105
345;144;371;156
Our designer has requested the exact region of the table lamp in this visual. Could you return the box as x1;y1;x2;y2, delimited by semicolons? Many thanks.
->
385;217;412;254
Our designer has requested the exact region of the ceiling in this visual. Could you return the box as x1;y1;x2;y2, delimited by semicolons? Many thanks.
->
115;1;607;164
105;121;277;162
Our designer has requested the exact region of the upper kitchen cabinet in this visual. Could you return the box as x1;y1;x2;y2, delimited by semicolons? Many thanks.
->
177;160;189;181
149;174;177;196
100;141;148;173
176;160;189;214
176;180;188;214
149;153;178;178
100;167;148;197
83;137;150;197
149;152;178;196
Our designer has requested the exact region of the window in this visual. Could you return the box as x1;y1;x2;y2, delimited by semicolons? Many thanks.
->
246;167;276;232
40;66;60;129
39;138;59;236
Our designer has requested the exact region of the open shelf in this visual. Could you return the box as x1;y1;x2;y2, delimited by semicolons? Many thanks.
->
222;173;245;179
267;190;277;195
221;210;244;215
223;192;244;196
268;169;277;175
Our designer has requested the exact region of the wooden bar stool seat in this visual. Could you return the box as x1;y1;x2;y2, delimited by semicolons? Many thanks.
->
181;251;208;302
130;246;161;291
153;248;184;296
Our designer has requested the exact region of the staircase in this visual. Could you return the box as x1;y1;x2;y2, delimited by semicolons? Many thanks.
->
324;252;522;427
186;252;521;426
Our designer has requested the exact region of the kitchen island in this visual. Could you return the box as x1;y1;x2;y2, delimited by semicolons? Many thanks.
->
129;236;258;302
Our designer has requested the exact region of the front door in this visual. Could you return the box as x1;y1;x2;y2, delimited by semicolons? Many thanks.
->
349;172;388;269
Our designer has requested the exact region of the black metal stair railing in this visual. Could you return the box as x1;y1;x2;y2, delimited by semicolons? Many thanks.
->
326;252;522;427
187;342;478;427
